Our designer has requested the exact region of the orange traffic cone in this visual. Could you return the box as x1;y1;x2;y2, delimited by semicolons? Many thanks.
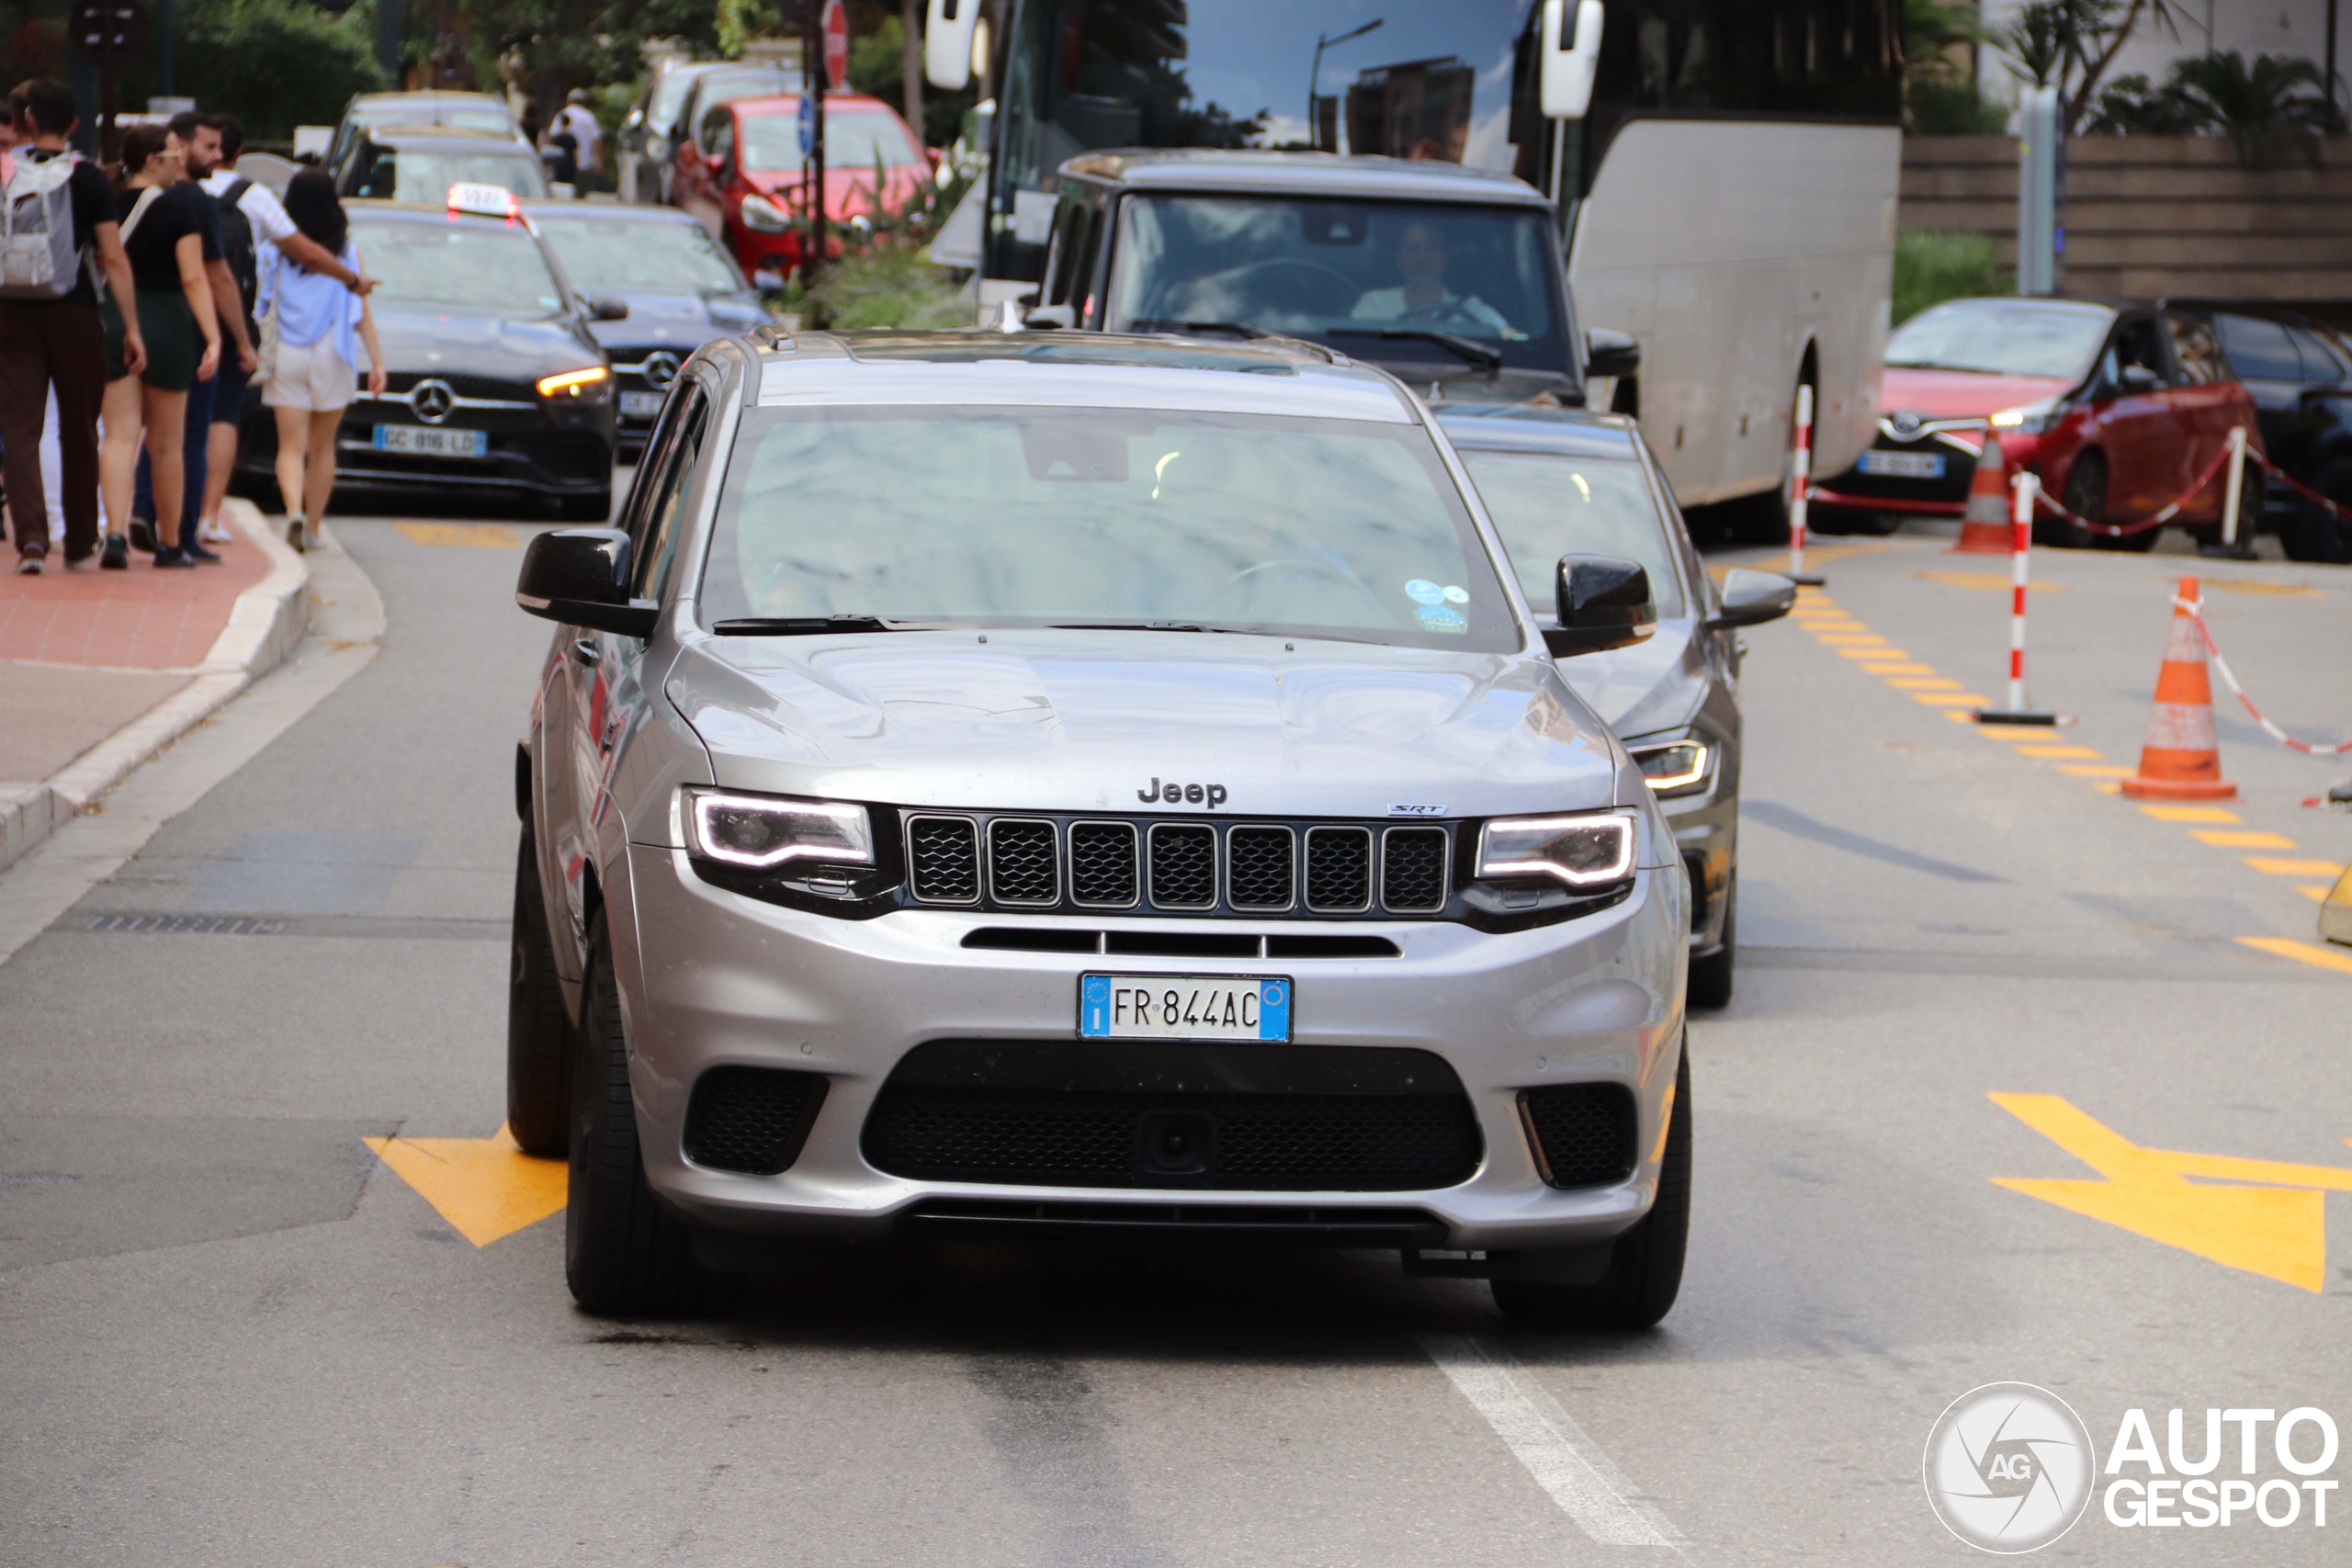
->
2120;577;2237;800
1951;437;2012;554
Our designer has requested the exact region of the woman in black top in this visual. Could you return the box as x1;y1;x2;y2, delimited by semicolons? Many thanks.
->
98;124;221;567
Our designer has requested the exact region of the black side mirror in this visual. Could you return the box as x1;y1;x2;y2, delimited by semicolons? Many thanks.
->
2120;363;2163;393
1706;567;1798;629
587;295;629;321
1543;554;1655;657
1585;327;1641;380
516;527;658;637
1023;303;1076;330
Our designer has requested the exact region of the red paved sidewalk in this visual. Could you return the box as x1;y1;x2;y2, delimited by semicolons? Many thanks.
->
1;537;267;669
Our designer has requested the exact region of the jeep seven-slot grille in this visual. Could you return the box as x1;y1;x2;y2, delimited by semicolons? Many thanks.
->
901;813;1461;919
1380;828;1450;913
908;816;980;903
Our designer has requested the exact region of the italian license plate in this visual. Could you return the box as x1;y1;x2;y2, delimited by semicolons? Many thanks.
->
619;390;664;418
373;424;488;459
1079;975;1292;1042
1859;449;1944;479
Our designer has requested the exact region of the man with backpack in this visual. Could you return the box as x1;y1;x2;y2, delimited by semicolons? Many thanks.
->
0;79;143;573
191;114;371;547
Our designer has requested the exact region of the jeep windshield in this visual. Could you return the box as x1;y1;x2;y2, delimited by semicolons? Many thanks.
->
1106;197;1566;377
700;407;1520;652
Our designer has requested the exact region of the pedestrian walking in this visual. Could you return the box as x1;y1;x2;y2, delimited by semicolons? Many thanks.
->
0;79;143;574
98;123;222;570
552;88;604;180
261;171;384;554
125;110;256;560
194;114;373;547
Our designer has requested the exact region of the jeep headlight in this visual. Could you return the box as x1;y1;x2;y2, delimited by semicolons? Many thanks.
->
1475;810;1636;889
1627;738;1712;795
684;787;873;870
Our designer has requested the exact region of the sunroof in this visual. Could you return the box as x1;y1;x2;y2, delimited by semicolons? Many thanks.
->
841;332;1298;376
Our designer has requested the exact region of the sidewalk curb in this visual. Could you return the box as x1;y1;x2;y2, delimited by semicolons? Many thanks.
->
0;499;307;873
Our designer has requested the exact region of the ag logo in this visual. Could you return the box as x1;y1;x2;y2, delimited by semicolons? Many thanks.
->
1924;1382;2096;1553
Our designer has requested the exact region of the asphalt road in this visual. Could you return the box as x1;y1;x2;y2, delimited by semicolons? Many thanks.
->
3;509;2349;1565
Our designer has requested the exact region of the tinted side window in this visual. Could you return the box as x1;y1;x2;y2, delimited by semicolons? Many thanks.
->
701;107;734;162
632;389;710;601
2112;319;2166;384
2217;313;2301;381
2286;325;2349;385
2164;315;2226;386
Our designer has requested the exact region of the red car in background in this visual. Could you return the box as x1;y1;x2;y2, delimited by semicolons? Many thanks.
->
671;92;933;283
1815;298;2266;549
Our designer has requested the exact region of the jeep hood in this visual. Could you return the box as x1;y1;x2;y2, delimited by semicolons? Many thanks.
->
663;629;1634;821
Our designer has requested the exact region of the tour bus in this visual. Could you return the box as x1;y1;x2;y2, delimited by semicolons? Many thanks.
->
923;0;1901;536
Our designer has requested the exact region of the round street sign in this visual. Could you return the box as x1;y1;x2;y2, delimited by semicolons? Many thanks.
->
822;0;849;89
797;90;816;158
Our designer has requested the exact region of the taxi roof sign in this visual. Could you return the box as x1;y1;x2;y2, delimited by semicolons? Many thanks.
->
447;182;520;220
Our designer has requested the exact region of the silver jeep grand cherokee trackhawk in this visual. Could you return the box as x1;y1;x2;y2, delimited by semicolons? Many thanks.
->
511;330;1728;1327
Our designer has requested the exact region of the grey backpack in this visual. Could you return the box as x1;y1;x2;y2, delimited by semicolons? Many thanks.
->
1;152;88;301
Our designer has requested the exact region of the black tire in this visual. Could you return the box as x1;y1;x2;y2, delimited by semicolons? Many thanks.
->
2278;459;2352;563
506;829;571;1156
1491;1044;1691;1332
1846;511;1904;537
566;912;728;1316
2044;450;2103;549
1687;875;1735;1010
560;487;616;523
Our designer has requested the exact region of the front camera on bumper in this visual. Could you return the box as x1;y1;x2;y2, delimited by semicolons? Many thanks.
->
1475;811;1635;889
684;788;875;870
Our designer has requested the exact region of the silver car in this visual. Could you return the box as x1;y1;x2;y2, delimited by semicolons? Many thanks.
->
1438;405;1797;1008
510;331;1694;1327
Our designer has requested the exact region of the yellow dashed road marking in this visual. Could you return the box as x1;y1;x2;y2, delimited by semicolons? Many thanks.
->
2302;886;2332;901
2015;745;2103;759
2202;578;2322;597
396;522;522;548
2059;764;2134;777
1913;692;1990;706
2236;937;2352;976
2245;857;2346;877
1889;677;1962;690
2193;830;2299;850
1839;646;1908;659
1908;570;2067;592
1861;661;1937;674
2139;806;2240;823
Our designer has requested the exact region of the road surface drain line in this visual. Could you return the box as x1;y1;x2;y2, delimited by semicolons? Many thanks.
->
86;913;287;936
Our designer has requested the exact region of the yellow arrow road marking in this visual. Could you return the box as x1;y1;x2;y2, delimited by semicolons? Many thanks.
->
1990;1093;2352;1292
364;1124;567;1247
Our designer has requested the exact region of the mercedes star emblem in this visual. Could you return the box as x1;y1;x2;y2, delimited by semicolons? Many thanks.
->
641;351;682;391
410;379;458;424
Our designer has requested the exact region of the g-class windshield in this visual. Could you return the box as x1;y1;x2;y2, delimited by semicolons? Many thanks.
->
1105;197;1565;375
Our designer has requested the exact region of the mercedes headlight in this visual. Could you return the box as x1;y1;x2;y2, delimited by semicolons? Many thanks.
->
684;788;873;870
740;194;791;233
1475;810;1636;889
1627;738;1713;795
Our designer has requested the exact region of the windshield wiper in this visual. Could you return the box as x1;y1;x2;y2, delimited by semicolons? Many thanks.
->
1327;327;1504;373
709;615;911;636
1046;619;1206;632
1128;318;1270;340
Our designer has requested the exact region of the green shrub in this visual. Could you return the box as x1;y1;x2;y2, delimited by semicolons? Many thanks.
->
175;0;386;141
1905;77;2009;134
1893;230;2001;323
805;241;967;330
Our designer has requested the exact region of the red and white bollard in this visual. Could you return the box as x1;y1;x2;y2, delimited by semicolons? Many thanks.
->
1973;471;2065;726
1785;385;1825;586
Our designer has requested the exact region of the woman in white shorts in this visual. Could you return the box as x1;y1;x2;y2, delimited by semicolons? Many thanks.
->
261;171;384;553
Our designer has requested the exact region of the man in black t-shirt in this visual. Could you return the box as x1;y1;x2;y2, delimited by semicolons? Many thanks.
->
0;80;143;571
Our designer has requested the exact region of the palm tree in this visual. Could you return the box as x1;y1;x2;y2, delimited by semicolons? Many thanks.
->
2165;51;2346;160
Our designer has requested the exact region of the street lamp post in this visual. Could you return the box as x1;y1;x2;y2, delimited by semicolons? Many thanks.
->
1306;18;1382;149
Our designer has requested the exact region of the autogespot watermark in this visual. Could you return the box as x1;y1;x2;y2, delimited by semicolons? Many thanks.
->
1924;1383;2097;1553
1925;1388;2342;1552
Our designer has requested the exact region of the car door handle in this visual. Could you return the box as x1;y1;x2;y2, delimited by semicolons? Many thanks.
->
571;637;599;667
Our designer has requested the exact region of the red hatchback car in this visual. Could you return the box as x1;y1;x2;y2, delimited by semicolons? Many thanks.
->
671;92;932;282
1815;298;2266;548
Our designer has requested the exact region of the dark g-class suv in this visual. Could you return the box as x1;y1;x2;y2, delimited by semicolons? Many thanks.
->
1024;150;1634;407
